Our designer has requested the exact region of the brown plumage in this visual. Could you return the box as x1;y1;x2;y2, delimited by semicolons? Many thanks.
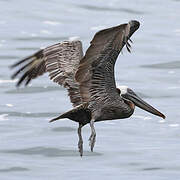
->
11;20;165;156
11;41;83;107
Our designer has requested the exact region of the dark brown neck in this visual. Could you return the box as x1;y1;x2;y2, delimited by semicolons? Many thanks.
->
125;100;135;110
123;99;135;118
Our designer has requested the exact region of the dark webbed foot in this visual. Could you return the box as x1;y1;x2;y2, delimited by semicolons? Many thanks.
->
89;119;96;152
77;123;83;156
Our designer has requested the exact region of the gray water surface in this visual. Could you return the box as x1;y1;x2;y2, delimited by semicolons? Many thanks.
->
0;0;180;179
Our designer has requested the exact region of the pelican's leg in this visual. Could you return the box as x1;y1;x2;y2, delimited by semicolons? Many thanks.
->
78;123;83;156
89;119;96;152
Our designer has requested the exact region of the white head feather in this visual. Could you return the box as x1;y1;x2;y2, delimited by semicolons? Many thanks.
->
118;85;128;95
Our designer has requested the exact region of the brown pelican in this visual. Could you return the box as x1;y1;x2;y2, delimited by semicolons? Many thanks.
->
11;20;165;156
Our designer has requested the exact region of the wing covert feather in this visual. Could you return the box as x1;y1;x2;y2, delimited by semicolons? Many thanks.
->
44;41;83;107
75;20;140;104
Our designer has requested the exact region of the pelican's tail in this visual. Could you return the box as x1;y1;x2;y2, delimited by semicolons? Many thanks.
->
49;113;68;123
49;103;91;125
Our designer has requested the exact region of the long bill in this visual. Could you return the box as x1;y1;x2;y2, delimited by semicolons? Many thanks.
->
123;92;166;119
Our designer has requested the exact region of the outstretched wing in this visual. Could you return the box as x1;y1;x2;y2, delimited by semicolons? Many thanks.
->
75;20;140;104
11;41;83;107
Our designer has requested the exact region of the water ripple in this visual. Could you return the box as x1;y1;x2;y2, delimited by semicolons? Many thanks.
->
0;55;19;60
0;111;58;118
77;5;145;14
6;86;61;94
141;61;180;69
0;167;29;172
142;167;163;171
43;20;61;26
0;79;17;84
12;36;68;42
16;47;39;51
1;146;102;157
51;127;76;132
0;114;8;121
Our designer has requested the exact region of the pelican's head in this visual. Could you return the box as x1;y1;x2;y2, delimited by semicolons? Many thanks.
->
117;86;165;119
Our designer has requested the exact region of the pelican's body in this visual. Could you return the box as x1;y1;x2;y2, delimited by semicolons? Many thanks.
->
11;20;165;156
53;96;134;126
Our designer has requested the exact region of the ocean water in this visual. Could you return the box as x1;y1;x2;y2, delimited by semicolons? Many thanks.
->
0;0;180;179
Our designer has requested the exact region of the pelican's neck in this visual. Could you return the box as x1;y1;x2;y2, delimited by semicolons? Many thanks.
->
122;99;135;118
125;100;135;110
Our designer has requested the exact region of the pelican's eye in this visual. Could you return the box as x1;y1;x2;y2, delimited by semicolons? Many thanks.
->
116;88;121;95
